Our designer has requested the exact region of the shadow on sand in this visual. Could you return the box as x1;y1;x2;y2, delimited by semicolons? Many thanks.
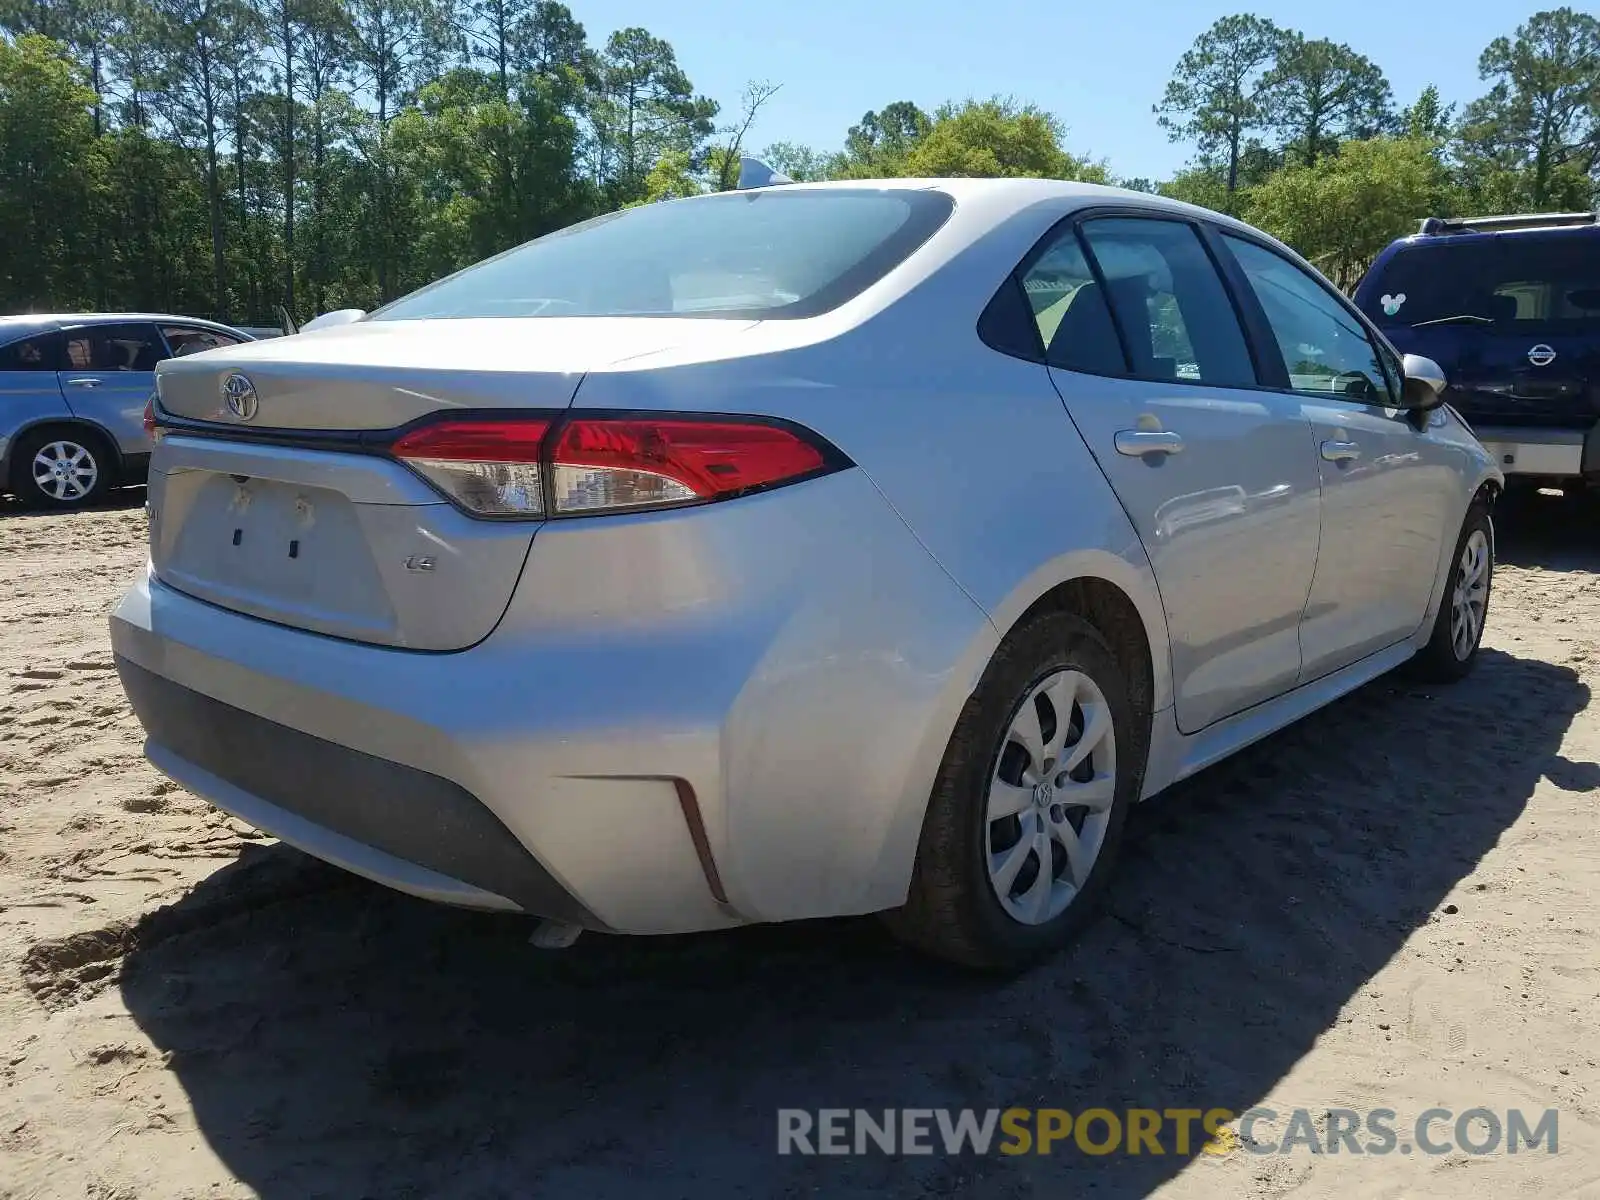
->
118;497;1590;1198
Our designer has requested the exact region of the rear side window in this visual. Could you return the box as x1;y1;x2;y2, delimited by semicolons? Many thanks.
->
1361;235;1600;329
1079;218;1257;387
1019;232;1128;375
370;189;955;321
0;332;63;371
162;325;243;356
62;323;167;372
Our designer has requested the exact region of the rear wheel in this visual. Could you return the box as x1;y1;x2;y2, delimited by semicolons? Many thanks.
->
1408;503;1493;683
9;427;113;510
885;611;1142;972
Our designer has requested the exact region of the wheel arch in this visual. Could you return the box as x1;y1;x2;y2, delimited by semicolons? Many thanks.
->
1412;467;1503;652
985;549;1172;720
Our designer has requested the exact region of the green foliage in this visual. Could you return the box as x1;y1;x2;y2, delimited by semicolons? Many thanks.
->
760;140;826;182
1457;6;1600;209
1157;8;1600;273
2;6;1598;321
1155;14;1282;205
0;35;100;307
1243;137;1456;290
1261;34;1393;166
904;98;1107;181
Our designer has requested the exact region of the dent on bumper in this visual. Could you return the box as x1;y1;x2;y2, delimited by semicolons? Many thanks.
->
118;654;594;921
109;469;999;933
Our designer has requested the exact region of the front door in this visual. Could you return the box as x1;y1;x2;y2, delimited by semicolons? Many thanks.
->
57;322;170;456
1221;235;1450;679
1028;215;1323;733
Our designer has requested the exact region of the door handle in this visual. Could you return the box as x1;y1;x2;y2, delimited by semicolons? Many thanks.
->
64;377;102;389
1114;430;1185;458
1320;440;1361;463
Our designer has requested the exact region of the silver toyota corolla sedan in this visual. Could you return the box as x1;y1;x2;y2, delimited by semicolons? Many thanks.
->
111;180;1501;970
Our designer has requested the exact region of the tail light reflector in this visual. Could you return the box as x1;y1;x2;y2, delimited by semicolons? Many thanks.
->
388;414;842;519
391;419;551;516
548;419;828;514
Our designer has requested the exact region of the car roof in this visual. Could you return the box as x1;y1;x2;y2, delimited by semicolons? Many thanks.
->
0;312;248;329
1379;216;1600;259
712;175;1249;221
683;175;1291;261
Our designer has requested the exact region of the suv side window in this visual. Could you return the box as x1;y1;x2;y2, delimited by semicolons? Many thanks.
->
161;325;243;357
1017;232;1128;375
1224;235;1398;405
61;323;168;372
0;332;64;371
1078;217;1258;387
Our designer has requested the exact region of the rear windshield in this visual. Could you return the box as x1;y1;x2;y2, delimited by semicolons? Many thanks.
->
1360;234;1600;330
370;189;955;322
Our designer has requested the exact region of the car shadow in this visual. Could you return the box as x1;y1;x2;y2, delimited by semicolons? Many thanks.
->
0;484;147;518
1494;487;1600;572
116;507;1589;1199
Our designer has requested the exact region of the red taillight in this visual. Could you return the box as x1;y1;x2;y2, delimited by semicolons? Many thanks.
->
392;418;551;516
549;419;828;514
143;396;157;438
387;414;840;519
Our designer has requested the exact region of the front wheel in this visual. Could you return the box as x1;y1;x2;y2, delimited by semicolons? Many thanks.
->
884;611;1143;972
1408;502;1493;683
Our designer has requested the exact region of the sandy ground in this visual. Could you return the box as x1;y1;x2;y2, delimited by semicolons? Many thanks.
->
1;486;1598;1199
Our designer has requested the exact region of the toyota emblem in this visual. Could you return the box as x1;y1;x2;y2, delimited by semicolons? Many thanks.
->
1528;344;1557;368
221;373;259;420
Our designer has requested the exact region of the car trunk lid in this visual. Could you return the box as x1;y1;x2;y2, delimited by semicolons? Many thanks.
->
148;317;758;650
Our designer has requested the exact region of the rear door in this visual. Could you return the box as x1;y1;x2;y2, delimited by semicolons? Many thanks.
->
58;322;169;457
1;331;71;457
1033;214;1323;733
1224;233;1452;679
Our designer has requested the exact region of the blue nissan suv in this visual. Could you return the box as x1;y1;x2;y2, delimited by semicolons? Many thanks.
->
1355;211;1600;494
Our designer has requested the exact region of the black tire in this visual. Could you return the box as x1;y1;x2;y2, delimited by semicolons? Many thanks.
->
884;610;1144;973
8;426;114;510
1407;502;1493;683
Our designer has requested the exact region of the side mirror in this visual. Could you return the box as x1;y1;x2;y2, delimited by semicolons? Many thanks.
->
1400;353;1448;410
299;308;367;333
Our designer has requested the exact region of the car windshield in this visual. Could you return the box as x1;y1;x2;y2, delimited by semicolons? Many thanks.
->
369;188;955;322
1360;235;1600;330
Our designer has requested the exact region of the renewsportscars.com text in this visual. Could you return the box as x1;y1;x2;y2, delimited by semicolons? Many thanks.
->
777;1106;1559;1157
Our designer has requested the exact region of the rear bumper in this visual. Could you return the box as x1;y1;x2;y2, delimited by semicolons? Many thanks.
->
117;655;596;922
1470;425;1590;478
110;469;997;934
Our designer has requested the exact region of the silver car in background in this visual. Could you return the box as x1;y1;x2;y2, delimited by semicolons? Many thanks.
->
0;314;253;508
112;180;1501;971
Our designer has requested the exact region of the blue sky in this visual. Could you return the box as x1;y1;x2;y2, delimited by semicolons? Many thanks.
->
569;0;1536;181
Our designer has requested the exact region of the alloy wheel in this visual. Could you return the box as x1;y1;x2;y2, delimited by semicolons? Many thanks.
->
30;440;99;503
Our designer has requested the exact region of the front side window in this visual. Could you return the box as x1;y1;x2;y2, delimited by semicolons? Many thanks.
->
370;189;955;322
1225;235;1395;404
1078;218;1257;387
61;323;167;372
0;332;63;371
1360;235;1600;331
